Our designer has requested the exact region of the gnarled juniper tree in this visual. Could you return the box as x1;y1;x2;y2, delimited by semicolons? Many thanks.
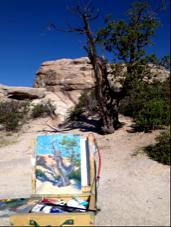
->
50;0;165;134
97;1;165;93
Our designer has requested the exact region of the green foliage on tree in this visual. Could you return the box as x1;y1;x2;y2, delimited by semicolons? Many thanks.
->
98;1;159;64
96;0;170;133
158;55;171;70
97;1;165;98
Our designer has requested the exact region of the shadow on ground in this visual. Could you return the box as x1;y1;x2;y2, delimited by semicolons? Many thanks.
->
58;115;125;135
126;123;153;133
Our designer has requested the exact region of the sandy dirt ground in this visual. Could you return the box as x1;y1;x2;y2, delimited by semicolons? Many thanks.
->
0;116;170;226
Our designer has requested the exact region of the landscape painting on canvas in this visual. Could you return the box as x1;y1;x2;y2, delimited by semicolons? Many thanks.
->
35;134;82;195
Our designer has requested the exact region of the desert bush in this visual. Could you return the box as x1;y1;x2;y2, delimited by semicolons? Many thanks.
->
135;99;169;131
0;100;29;131
119;78;170;131
144;128;170;165
32;101;55;118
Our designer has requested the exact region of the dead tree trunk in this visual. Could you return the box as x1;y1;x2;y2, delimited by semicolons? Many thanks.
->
82;14;119;133
49;4;120;133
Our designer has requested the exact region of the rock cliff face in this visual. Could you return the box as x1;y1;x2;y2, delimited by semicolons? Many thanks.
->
0;84;75;122
33;57;96;121
34;57;94;103
0;57;170;124
0;85;46;100
34;57;170;98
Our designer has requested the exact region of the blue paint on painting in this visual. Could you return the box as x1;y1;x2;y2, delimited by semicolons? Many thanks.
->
36;134;81;159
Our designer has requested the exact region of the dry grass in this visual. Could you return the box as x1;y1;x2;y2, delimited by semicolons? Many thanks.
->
0;131;18;148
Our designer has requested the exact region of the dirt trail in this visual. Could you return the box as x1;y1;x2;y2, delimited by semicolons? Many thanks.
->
0;116;170;226
94;116;170;226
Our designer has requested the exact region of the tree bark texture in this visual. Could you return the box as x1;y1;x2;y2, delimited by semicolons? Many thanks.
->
82;14;119;133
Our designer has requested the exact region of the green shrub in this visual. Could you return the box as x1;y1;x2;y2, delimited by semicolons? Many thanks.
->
119;78;170;131
135;99;169;131
144;128;170;165
68;89;98;121
32;101;55;118
0;101;29;131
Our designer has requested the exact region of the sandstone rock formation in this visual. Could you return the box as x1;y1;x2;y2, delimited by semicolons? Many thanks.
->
34;57;170;95
0;57;169;124
34;57;95;103
0;85;46;100
0;85;73;122
144;64;169;82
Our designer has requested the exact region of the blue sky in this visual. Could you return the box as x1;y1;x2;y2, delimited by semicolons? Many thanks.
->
0;0;170;86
